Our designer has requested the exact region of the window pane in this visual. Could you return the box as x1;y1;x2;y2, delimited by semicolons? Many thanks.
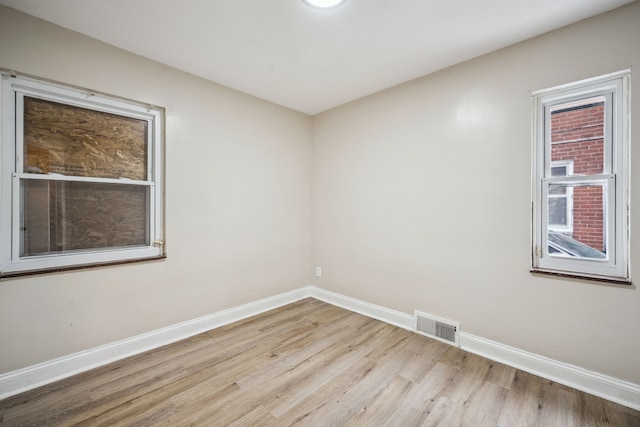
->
550;97;605;176
548;197;567;225
23;97;148;180
547;183;606;259
21;180;149;256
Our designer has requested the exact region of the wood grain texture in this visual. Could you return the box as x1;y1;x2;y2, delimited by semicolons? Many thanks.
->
21;96;150;255
1;298;638;426
24;96;147;181
23;180;148;255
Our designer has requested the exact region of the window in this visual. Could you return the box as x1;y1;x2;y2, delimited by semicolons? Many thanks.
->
1;74;165;276
548;160;573;233
531;70;630;283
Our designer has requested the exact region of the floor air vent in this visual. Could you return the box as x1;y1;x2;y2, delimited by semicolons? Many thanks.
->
414;311;459;346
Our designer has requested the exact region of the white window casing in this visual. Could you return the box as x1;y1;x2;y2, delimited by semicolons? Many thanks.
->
531;70;630;283
0;73;165;276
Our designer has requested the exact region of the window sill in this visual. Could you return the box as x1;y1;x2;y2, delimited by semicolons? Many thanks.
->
530;268;631;286
0;255;166;280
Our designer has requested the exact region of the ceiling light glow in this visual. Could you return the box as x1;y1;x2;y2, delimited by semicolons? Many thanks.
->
303;0;347;10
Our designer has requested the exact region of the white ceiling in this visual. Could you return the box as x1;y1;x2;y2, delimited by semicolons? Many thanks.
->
0;0;634;115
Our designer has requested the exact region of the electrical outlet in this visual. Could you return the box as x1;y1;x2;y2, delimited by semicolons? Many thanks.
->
315;266;322;277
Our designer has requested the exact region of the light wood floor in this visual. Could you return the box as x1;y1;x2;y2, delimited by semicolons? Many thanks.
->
1;298;638;426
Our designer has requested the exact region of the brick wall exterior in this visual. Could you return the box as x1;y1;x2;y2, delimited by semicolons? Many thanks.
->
551;103;605;251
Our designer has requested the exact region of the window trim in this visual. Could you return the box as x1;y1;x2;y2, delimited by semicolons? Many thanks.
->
0;73;165;276
531;70;630;283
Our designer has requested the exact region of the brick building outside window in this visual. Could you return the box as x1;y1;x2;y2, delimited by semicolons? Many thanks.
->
550;98;605;253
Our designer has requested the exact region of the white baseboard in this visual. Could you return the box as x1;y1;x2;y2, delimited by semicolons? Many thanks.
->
308;287;639;410
0;287;309;400
308;285;414;330
1;285;638;411
459;332;640;411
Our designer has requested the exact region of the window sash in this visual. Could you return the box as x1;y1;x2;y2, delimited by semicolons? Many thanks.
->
544;93;612;177
539;176;613;268
16;92;154;181
13;173;155;259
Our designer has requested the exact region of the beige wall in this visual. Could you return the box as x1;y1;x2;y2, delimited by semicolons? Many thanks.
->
0;6;312;373
1;2;639;387
311;2;640;384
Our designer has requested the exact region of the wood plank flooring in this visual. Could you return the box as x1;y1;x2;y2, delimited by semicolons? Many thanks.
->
1;298;638;426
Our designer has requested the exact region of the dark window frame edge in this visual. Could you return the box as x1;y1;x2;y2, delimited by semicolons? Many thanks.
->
0;254;167;280
530;268;631;286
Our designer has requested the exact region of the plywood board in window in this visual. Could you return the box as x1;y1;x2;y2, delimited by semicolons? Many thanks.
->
23;97;147;180
21;180;148;256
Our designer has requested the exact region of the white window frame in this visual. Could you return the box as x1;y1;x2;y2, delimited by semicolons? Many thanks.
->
548;160;574;233
0;73;165;276
531;70;630;283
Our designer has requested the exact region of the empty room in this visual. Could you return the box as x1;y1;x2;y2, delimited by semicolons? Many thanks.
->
0;0;639;425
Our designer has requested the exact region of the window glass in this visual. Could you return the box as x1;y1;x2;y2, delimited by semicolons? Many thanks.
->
21;180;148;256
548;192;567;226
549;96;605;176
546;182;606;259
548;161;573;232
